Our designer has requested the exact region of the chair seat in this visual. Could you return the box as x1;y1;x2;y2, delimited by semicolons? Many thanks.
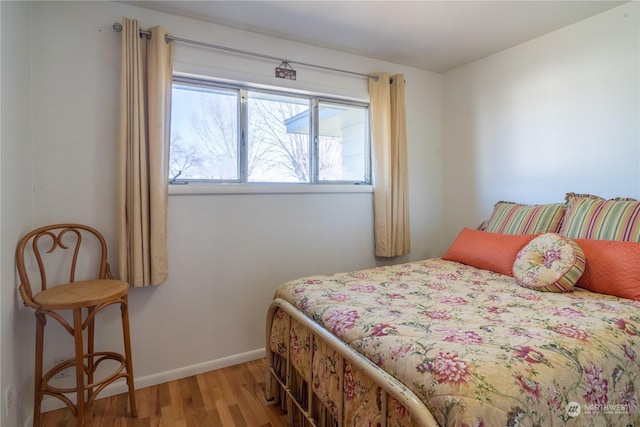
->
33;279;129;310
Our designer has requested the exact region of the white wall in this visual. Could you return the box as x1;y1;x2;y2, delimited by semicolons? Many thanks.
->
8;1;442;420
1;1;35;425
443;2;640;245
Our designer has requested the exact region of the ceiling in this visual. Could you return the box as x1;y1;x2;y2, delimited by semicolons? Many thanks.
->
124;1;628;73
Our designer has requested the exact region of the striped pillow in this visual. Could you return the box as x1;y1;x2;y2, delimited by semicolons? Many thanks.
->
560;193;640;242
484;201;565;235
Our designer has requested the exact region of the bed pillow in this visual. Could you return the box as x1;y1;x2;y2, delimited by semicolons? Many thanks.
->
574;238;640;301
484;201;565;235
513;233;585;293
443;228;538;276
560;192;640;241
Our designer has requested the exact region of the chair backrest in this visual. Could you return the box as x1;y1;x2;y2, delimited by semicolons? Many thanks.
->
16;224;111;308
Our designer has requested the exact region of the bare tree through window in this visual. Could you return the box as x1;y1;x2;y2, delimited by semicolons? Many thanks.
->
248;93;310;182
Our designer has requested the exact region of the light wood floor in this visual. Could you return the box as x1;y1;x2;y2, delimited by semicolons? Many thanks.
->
39;358;288;427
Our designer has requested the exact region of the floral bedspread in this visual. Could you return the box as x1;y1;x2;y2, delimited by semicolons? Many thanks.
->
272;258;640;427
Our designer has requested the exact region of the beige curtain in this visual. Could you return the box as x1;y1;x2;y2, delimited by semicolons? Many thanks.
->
118;17;173;287
369;73;410;257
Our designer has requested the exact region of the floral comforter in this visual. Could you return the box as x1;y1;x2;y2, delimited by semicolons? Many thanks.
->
272;258;640;427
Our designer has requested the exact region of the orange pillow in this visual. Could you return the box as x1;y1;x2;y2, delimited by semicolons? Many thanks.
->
574;239;640;300
443;228;538;276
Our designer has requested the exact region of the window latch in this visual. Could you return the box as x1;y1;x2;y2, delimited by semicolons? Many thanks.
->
170;170;188;185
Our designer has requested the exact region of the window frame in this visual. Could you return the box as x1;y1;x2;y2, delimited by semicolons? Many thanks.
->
169;76;371;191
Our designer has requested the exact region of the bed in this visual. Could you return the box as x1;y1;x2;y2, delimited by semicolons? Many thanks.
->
265;193;640;426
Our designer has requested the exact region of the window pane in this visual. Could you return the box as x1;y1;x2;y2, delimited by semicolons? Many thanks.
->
317;102;368;182
170;84;239;180
247;92;311;183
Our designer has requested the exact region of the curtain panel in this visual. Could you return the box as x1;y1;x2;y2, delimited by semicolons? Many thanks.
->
369;73;410;257
118;17;173;287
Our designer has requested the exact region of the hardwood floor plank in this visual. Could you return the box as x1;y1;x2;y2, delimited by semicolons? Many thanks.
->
223;367;263;426
180;375;205;419
167;380;185;421
214;397;236;426
215;366;239;406
206;407;224;426
150;383;169;418
229;404;248;427
196;371;216;412
39;358;288;427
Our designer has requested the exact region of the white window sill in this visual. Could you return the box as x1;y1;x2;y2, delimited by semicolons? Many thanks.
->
168;183;373;195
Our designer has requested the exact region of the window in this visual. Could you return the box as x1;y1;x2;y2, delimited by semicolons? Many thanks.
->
169;77;370;186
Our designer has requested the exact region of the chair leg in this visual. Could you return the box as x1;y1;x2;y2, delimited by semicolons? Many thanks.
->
86;306;95;404
120;295;137;417
73;308;86;427
33;312;46;427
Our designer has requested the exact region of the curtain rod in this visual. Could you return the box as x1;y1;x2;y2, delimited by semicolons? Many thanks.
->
112;22;373;80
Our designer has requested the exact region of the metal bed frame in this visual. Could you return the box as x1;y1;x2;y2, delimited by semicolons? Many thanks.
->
265;299;440;427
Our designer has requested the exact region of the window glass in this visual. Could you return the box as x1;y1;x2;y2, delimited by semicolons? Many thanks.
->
247;92;310;183
169;77;370;186
317;101;369;182
170;84;239;181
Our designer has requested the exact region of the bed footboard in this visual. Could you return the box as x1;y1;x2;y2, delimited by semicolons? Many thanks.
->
265;299;439;427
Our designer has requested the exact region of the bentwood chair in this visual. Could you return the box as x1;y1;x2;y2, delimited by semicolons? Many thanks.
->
16;224;137;426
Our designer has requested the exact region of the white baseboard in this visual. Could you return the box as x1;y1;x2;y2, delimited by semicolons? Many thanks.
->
39;347;266;414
